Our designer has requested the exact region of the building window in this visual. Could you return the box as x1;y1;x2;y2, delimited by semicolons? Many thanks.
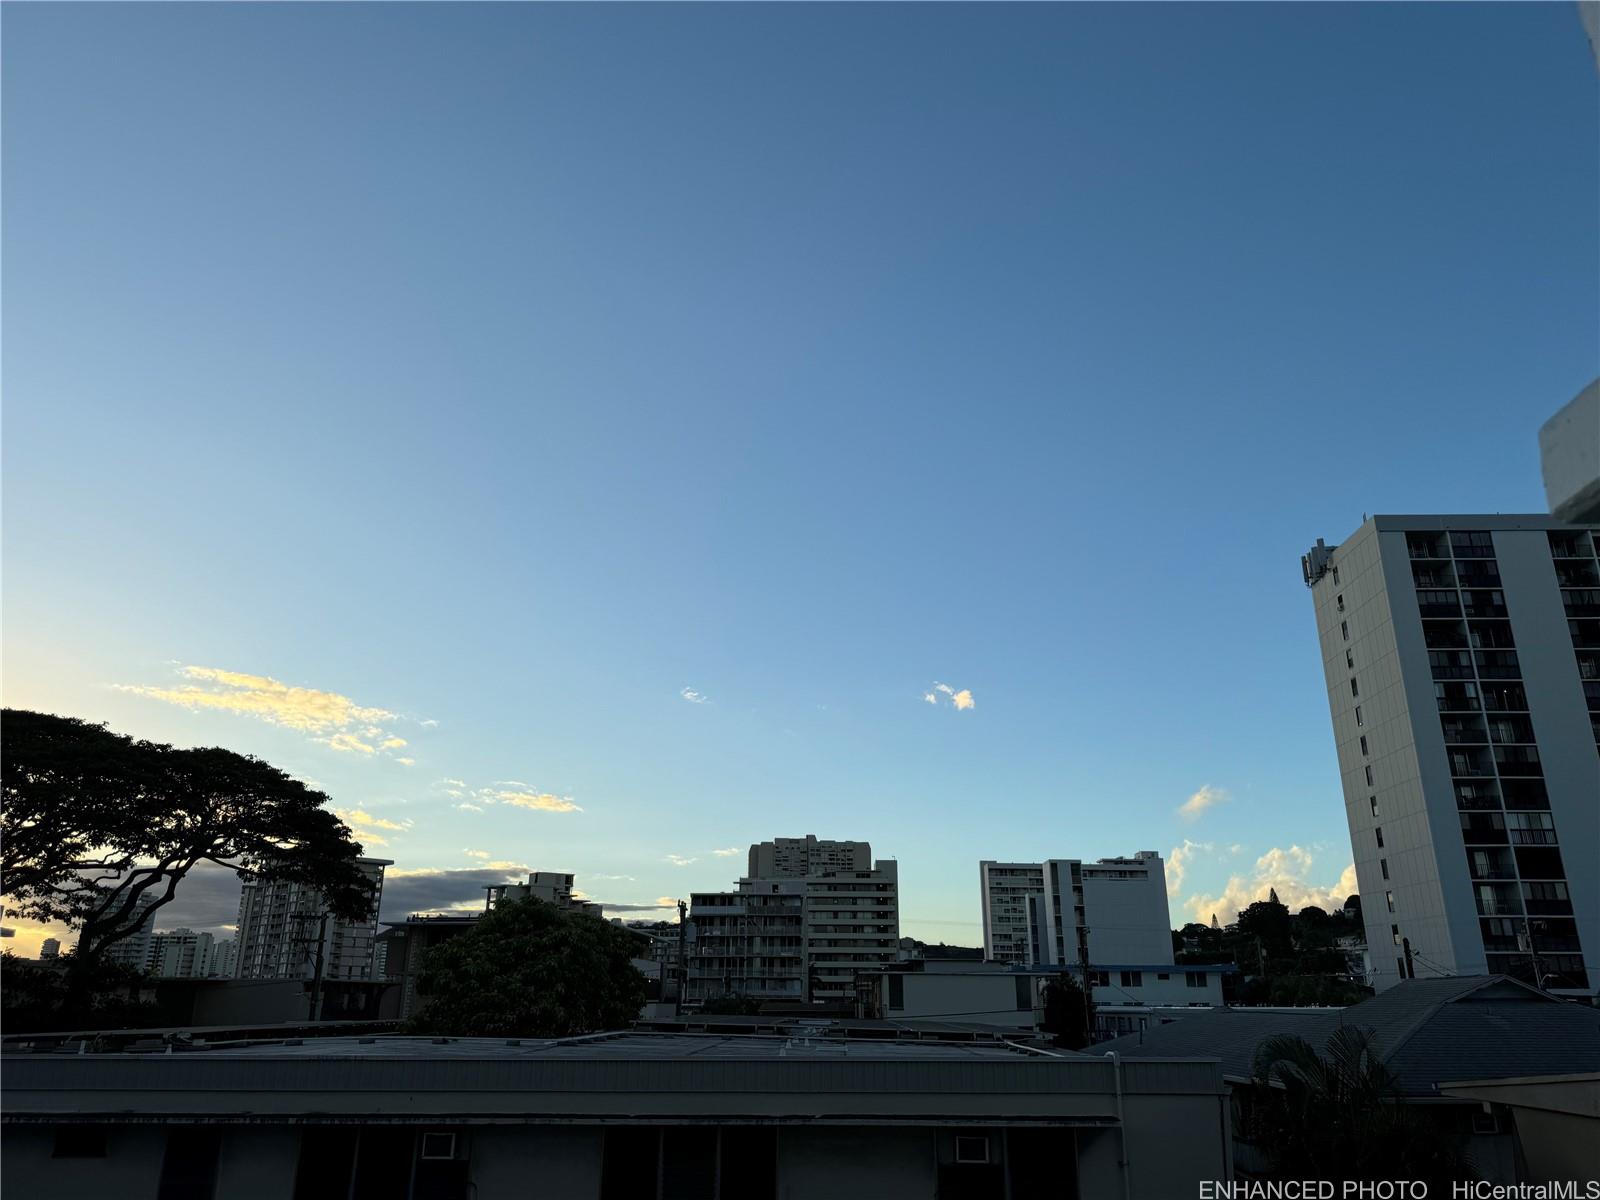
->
1337;594;1345;612
1380;858;1389;880
1119;970;1143;988
1370;796;1379;817
1185;971;1207;988
1360;735;1369;756
1386;891;1395;913
1392;925;1401;946
1355;705;1363;726
1351;678;1359;698
1364;765;1374;786
1089;970;1109;988
1375;826;1385;849
1346;649;1355;669
954;1136;991;1165
1341;620;1349;641
1332;566;1340;585
420;1134;457;1160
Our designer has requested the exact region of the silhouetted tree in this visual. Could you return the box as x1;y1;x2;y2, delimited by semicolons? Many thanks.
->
1040;972;1090;1050
408;897;647;1037
700;993;762;1016
2;710;374;975
1248;1026;1473;1186
1237;898;1294;959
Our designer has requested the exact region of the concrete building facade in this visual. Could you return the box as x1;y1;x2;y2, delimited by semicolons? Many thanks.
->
686;836;899;1007
147;928;217;979
1;1030;1232;1200
978;851;1174;968
233;858;390;983
96;892;159;973
1304;516;1599;997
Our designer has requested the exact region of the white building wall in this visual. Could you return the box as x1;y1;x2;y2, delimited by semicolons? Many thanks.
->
1309;516;1599;996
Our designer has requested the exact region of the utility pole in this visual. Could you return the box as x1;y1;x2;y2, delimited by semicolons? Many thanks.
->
1077;923;1095;1045
673;899;688;1016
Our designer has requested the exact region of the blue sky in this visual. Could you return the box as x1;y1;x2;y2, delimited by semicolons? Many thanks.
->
4;4;1596;951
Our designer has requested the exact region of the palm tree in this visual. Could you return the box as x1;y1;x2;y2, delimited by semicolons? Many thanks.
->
1248;1026;1474;1185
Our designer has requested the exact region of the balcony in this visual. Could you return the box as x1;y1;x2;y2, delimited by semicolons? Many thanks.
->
1430;651;1475;681
1412;564;1456;589
1455;565;1503;589
1408;533;1448;559
1450;531;1496;559
1564;589;1600;618
1440;716;1488;745
1570;620;1600;649
1476;898;1523;917
1461;590;1509;618
1481;682;1529;712
1548;531;1594;559
1423;620;1469;649
1474;650;1522;680
1417;591;1462;618
1525;898;1574;917
1494;746;1543;777
1556;560;1600;588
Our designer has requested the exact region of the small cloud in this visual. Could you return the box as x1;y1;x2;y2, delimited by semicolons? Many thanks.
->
926;681;975;712
680;687;709;705
1178;784;1227;821
326;732;378;755
332;807;414;847
463;850;490;860
492;789;582;814
711;847;742;857
380;737;408;750
420;719;440;728
1228;843;1244;855
442;778;467;788
590;874;636;882
665;854;698;867
396;757;416;767
455;803;484;813
484;860;523;871
656;896;680;908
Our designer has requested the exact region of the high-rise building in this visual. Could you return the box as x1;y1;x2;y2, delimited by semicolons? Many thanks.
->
1304;516;1599;998
97;892;159;973
38;938;60;961
147;928;216;979
484;871;602;918
210;938;237;979
978;852;1173;968
686;836;899;1007
234;858;391;982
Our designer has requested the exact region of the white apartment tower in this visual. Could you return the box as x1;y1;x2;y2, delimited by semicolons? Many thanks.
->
1304;516;1599;998
686;836;899;1006
979;852;1174;968
234;858;391;982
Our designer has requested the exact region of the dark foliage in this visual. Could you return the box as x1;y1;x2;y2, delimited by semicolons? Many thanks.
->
2;709;374;972
0;951;164;1033
1041;972;1090;1050
407;897;648;1037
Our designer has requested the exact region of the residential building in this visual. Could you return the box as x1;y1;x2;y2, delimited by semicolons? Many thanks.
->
869;958;1229;1037
1099;975;1600;1186
486;871;603;918
233;858;390;983
97;892;159;973
2;1026;1232;1199
978;851;1174;968
1540;379;1600;523
209;938;237;980
38;938;59;961
147;928;216;979
686;836;899;1007
1303;517;1599;997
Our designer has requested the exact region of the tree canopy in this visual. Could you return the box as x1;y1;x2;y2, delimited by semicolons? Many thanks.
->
1040;972;1090;1050
1;709;375;968
408;896;648;1037
1248;1026;1473;1185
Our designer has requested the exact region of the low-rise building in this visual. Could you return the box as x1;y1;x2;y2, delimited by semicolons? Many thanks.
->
1;1027;1233;1199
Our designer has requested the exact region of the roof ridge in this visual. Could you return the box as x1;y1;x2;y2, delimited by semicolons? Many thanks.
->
1361;976;1549;1065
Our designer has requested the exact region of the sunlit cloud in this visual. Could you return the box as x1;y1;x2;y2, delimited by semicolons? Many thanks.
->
492;789;581;813
665;854;698;867
455;803;484;813
396;757;416;767
656;896;679;908
463;850;490;860
117;665;415;760
484;860;523;871
711;847;742;857
591;874;636;882
1178;784;1227;821
1184;845;1357;925
926;682;975;711
333;807;413;847
680;687;709;705
1165;839;1212;896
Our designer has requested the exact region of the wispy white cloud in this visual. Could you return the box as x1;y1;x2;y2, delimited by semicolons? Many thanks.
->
665;854;698;867
590;874;636;882
463;849;490;860
926;681;975;712
680;687;710;705
118;665;416;761
396;757;416;767
455;803;484;813
491;789;581;813
1178;784;1227;821
711;847;742;857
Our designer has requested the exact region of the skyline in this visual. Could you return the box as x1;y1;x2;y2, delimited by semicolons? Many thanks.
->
4;4;1597;956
